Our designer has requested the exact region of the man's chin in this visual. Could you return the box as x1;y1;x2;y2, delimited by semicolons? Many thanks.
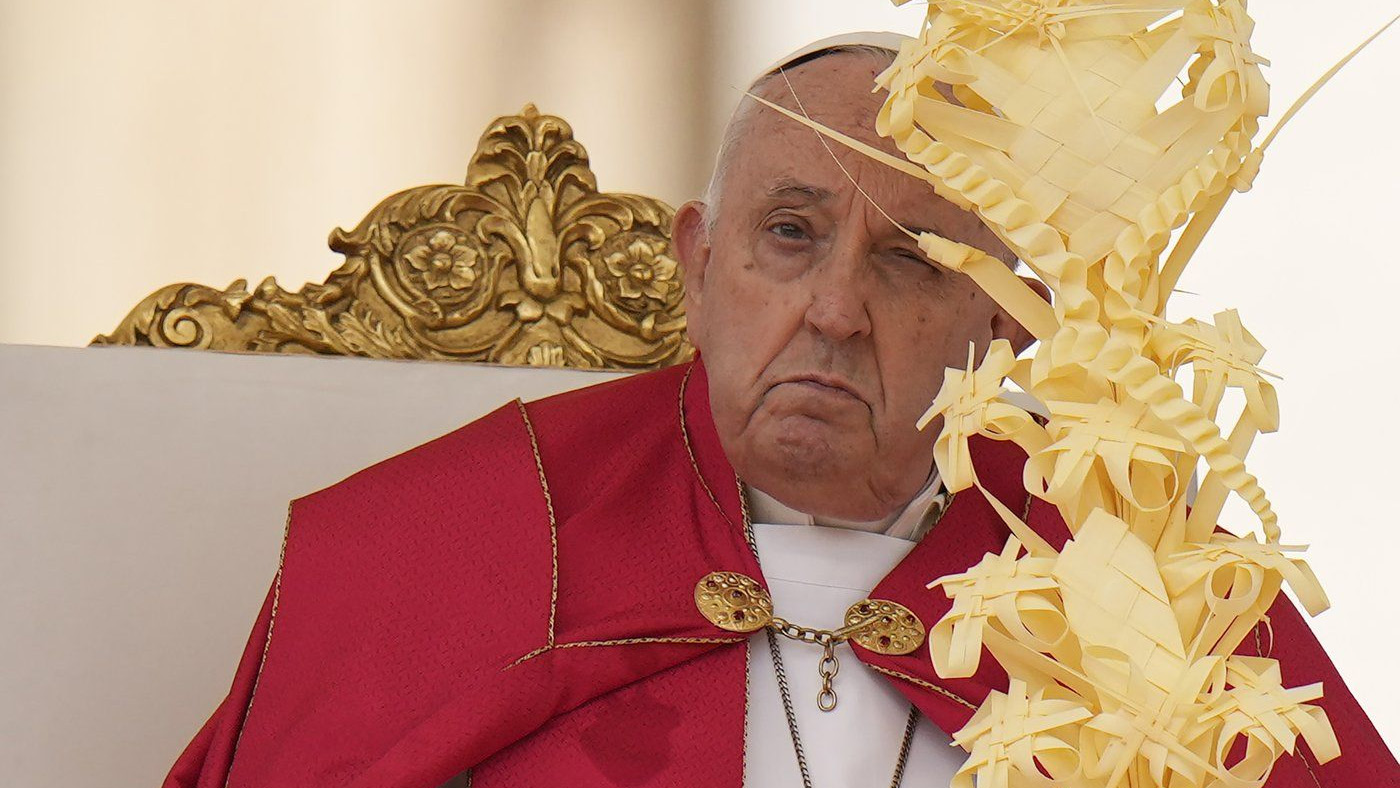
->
750;414;869;477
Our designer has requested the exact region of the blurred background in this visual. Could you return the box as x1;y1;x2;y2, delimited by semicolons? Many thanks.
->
2;0;1398;758
1;1;1396;349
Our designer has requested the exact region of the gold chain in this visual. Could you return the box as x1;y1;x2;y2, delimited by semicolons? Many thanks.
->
767;614;877;711
678;366;923;788
761;552;920;788
765;490;951;712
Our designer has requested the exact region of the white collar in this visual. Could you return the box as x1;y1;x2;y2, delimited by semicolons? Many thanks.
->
745;470;948;542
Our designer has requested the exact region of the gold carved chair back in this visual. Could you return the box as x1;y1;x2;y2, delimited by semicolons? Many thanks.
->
94;105;692;370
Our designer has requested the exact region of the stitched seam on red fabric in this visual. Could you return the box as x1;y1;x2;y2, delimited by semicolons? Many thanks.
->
514;399;559;650
867;664;978;711
223;502;293;788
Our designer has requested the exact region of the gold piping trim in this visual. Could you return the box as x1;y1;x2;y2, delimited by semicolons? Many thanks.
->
679;368;760;777
678;364;740;534
502;374;753;672
741;638;753;776
514;399;559;649
554;636;743;649
505;636;745;669
223;502;293;787
505;646;552;668
867;664;978;712
1300;748;1324;788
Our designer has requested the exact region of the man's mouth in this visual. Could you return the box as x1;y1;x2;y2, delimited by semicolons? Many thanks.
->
772;374;866;405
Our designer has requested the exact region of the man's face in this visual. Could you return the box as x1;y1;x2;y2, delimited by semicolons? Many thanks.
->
676;52;1027;520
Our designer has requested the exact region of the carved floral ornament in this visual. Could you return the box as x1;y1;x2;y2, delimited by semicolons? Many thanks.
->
94;105;693;369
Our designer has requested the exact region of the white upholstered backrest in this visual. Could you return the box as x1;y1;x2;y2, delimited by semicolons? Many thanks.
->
0;344;625;788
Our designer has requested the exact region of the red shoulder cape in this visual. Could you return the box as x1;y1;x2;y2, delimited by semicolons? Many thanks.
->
166;360;1395;788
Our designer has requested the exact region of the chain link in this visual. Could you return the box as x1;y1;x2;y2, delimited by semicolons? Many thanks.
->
816;642;840;712
766;620;919;788
768;614;879;710
888;704;922;788
765;628;816;788
771;617;834;646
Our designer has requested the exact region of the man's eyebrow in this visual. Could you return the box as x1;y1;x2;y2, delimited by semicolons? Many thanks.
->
765;180;834;202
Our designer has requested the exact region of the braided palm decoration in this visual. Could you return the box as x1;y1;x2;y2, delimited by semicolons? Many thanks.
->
902;3;1339;785
758;1;1363;784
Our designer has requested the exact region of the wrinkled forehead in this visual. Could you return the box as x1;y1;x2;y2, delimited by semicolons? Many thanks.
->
731;55;931;207
748;52;895;149
722;41;988;239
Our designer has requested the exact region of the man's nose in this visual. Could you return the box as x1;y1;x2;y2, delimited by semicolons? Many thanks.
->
803;237;873;342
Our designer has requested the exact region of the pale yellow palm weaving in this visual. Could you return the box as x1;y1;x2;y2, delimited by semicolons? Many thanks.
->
748;1;1391;785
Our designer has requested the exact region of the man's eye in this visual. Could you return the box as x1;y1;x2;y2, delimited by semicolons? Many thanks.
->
768;222;808;241
893;250;931;268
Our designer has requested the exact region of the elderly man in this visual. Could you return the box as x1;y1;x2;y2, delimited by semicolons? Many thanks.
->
166;36;1394;788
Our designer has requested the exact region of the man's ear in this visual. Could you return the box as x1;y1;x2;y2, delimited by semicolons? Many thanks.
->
990;274;1052;355
673;200;711;316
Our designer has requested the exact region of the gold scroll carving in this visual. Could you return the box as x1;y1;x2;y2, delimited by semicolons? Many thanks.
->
93;105;693;369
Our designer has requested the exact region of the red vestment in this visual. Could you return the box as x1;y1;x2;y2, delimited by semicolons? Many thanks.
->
166;360;1397;788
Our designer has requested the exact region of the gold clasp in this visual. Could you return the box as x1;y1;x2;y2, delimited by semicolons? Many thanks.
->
694;572;773;633
844;599;925;656
698;579;926;712
785;600;923;711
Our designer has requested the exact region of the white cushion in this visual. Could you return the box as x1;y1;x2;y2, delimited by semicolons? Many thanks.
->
0;344;623;788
